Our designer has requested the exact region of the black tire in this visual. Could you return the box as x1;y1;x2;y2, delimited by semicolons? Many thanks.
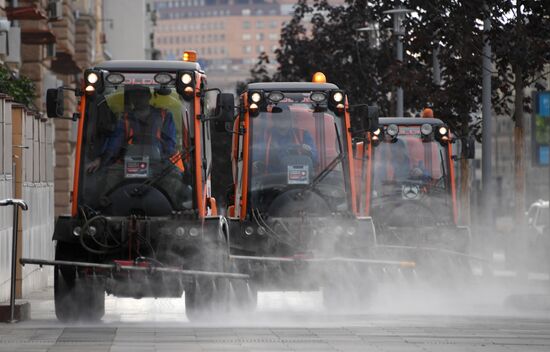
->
54;242;105;322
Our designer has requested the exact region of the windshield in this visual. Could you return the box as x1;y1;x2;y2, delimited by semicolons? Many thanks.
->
371;128;452;225
79;73;194;214
249;93;347;214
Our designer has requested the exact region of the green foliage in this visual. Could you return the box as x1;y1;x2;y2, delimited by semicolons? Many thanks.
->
245;0;549;141
0;65;37;108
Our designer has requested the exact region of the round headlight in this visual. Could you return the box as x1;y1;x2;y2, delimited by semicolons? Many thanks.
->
438;126;448;136
310;92;327;103
244;226;254;236
175;227;185;237
257;226;266;236
373;128;381;136
250;92;262;103
420;123;433;136
183;86;194;95
85;85;95;93
267;91;284;103
72;226;81;237
181;73;193;85
86;72;99;84
189;227;199;237
332;91;344;103
386;124;399;137
249;102;258;111
106;73;125;85
155;72;173;85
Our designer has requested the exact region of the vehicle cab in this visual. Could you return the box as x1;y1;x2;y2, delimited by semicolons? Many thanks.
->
43;54;235;321
354;115;474;255
225;74;379;307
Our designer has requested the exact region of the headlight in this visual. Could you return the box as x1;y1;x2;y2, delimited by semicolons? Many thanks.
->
175;227;185;237
310;91;327;103
267;91;284;103
331;91;344;103
183;86;194;95
189;227;199;237
181;73;193;85
438;126;448;136
85;85;95;93
249;103;259;111
373;128;381;136
386;124;399;137
86;72;99;84
250;92;262;103
72;226;81;237
106;73;125;85
154;72;173;84
244;226;254;236
420;123;433;136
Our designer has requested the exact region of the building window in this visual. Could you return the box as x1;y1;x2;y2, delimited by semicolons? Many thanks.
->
269;20;278;28
256;20;264;29
242;9;250;16
256;33;264;41
243;21;250;29
256;45;264;53
268;33;278;40
242;33;251;41
243;45;252;54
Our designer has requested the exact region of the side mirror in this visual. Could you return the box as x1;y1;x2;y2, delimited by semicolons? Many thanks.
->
350;105;379;136
462;135;475;159
215;93;235;123
365;106;379;132
46;88;64;118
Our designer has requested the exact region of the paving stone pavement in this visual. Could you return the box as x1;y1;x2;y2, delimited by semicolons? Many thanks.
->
1;286;549;351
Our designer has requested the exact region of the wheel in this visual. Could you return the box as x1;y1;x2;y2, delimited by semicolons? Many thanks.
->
54;242;105;322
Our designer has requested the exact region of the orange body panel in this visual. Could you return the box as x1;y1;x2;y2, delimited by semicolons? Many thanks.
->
71;94;87;217
343;99;358;215
448;141;458;224
193;72;205;218
239;93;251;220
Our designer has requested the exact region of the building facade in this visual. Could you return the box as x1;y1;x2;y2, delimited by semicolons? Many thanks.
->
0;0;106;302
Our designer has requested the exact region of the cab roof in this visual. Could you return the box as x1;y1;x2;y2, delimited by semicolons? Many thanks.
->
93;60;202;73
379;117;446;126
247;82;340;92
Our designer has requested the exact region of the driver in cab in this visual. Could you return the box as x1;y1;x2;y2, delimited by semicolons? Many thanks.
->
86;85;183;172
253;106;317;174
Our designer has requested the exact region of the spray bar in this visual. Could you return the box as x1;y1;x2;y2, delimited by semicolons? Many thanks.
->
374;245;491;263
20;258;250;280
229;255;415;268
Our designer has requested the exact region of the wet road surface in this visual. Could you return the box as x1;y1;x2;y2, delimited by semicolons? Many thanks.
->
2;279;550;352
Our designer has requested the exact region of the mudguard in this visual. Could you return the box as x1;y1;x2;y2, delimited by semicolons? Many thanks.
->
52;216;81;244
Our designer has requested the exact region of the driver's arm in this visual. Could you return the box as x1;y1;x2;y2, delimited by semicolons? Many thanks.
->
303;131;317;161
101;118;126;164
160;111;177;157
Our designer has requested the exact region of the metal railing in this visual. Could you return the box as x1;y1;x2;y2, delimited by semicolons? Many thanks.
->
0;198;28;323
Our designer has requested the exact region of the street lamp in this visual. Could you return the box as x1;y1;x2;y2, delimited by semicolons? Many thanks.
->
383;7;413;117
356;23;380;49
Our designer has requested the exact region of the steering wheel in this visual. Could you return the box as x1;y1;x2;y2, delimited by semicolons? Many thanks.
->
286;143;313;158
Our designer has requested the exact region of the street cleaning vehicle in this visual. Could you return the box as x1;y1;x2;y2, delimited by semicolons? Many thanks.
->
223;73;409;310
20;54;244;321
353;113;477;279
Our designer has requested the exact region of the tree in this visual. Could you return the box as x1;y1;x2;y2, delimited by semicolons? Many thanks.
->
488;0;550;225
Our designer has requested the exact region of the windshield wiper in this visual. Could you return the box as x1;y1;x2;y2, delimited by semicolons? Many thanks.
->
131;146;194;196
307;119;345;192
